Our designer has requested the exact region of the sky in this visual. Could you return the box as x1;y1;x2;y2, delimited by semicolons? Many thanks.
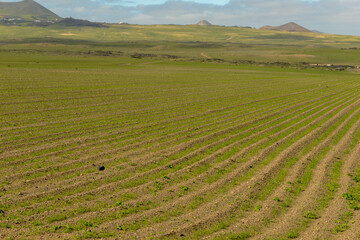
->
2;0;360;35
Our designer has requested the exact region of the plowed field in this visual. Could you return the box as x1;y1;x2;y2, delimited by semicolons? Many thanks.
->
1;56;360;240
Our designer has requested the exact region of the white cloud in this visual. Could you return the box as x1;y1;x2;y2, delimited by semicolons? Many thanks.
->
117;0;360;35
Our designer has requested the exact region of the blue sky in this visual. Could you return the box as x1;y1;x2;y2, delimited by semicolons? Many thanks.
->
1;0;359;35
95;0;318;6
105;0;231;6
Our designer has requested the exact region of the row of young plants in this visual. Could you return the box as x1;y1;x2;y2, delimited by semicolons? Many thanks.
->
1;88;316;201
2;89;324;224
154;86;360;238
2;64;360;239
15;85;360;238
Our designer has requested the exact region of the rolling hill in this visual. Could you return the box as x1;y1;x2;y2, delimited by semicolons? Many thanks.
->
260;22;312;33
0;0;60;21
197;20;212;26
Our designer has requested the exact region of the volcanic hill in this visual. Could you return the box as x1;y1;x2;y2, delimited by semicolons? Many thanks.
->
260;22;312;33
197;20;212;26
0;0;60;21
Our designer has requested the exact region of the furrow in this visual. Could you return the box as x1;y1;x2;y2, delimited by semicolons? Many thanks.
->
25;85;353;232
207;94;360;240
300;143;360;239
6;88;341;226
250;99;360;239
112;88;360;239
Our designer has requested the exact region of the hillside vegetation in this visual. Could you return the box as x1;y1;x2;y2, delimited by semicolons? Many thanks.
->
1;23;360;66
1;23;359;45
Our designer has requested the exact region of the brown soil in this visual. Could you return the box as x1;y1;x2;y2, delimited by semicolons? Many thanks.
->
84;89;360;239
300;145;360;239
251;99;360;239
25;90;338;229
206;92;360;239
5;94;317;206
2;88;352;239
3;65;360;240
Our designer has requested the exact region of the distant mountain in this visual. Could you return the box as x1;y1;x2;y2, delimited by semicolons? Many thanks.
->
260;22;312;33
197;20;212;26
0;0;60;22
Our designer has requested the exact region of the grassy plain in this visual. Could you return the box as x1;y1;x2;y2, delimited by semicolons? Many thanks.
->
0;24;360;239
1;23;360;64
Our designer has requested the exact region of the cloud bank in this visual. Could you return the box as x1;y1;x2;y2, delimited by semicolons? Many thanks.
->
2;0;360;35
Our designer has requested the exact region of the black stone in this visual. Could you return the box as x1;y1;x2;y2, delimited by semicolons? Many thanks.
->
98;166;105;171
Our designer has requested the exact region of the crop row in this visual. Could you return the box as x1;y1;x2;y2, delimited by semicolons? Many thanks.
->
1;65;360;239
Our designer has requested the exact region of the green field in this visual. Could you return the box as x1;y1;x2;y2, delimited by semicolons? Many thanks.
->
1;25;360;239
2;23;360;67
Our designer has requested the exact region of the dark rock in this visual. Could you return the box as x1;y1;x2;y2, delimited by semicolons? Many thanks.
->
98;166;105;171
180;234;185;237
